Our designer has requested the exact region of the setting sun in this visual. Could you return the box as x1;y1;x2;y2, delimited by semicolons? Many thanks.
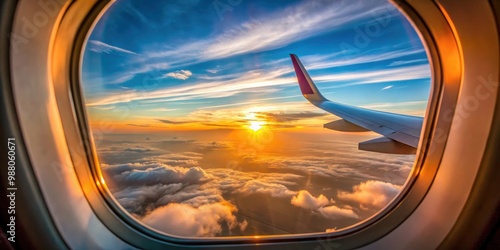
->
249;121;264;131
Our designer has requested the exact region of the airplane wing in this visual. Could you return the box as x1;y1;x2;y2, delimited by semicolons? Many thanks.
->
290;54;423;154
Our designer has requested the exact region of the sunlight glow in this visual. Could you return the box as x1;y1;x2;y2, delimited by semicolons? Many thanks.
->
249;121;264;131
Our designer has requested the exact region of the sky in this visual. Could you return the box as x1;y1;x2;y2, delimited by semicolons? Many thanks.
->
81;0;430;238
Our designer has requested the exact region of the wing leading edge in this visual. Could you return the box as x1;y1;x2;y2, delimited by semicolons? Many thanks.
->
290;54;423;154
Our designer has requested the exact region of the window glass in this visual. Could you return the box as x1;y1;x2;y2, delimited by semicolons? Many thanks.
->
81;0;430;237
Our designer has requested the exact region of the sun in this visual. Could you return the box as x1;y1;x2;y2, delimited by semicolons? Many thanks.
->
249;121;264;132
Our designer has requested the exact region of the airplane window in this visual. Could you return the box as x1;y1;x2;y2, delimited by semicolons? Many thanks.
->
80;0;430;238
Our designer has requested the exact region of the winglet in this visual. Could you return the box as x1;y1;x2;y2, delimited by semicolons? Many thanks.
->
290;54;326;103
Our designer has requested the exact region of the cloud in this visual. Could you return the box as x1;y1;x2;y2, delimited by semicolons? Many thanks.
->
197;141;232;151
150;152;203;162
162;70;193;80
87;42;429;117
103;161;250;237
95;132;412;235
103;158;304;216
86;61;428;107
87;40;138;55
83;0;407;98
304;48;426;70
337;180;402;210
149;108;177;112
290;190;359;220
127;123;151;127
315;64;430;87
155;185;224;208
257;111;328;123
291;190;329;210
86;67;293;107
381;85;393;90
258;147;415;185
205;169;302;195
157;119;193;125
113;183;183;215
124;147;154;153
142;201;247;237
389;58;428;66
318;205;359;219
237;180;297;198
201;123;234;128
108;74;137;84
144;102;325;130
262;156;376;179
146;0;397;64
140;155;201;169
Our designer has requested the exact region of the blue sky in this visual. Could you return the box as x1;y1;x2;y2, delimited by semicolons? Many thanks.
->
82;0;430;130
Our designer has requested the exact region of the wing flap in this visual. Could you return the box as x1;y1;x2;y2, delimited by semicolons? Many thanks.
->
324;119;369;132
359;136;417;154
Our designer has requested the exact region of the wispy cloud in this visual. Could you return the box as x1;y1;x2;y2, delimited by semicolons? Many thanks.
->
198;1;390;61
389;58;428;66
86;67;293;106
146;103;324;129
303;48;426;70
132;0;397;69
107;74;136;84
381;85;393;91
149;108;177;112
257;111;328;122
316;64;430;88
88;40;138;56
127;123;151;127
157;119;194;125
360;101;427;109
199;94;304;110
86;62;429;107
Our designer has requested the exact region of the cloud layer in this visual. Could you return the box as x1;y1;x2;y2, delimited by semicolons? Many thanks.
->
95;131;412;236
